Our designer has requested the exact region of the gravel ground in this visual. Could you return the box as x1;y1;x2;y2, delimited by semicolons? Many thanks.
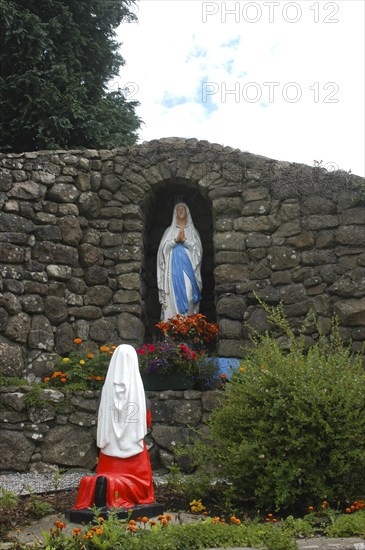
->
0;471;168;497
0;471;91;496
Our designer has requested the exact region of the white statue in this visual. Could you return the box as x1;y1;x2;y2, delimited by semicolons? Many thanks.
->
157;202;203;321
73;344;155;509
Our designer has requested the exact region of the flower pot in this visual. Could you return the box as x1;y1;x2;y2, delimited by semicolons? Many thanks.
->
141;373;195;391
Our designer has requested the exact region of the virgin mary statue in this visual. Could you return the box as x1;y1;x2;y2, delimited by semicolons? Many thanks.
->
157;202;203;321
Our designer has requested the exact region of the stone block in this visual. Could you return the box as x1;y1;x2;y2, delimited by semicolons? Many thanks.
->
151;424;189;452
234;215;278;233
42;425;97;468
268;247;300;270
336;225;365;245
117;312;144;341
334;298;365;326
214;264;249;284
216;294;246;320
288;231;315;249
0;430;35;471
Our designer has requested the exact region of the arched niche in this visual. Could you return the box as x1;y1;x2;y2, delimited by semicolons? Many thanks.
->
141;178;215;340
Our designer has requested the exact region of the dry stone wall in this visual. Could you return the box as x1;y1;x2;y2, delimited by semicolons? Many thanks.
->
0;136;365;384
0;386;219;473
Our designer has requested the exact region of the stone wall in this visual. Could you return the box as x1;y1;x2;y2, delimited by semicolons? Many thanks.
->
0;137;365;383
0;386;219;474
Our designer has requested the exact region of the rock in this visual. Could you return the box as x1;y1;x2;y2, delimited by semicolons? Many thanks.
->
78;243;104;267
336;225;365;245
42;425;97;468
44;296;68;325
216;294;246;320
117;273;141;291
78;192;101;218
214;264;249;284
47;184;80;202
59;216;82;245
1;392;26;412
151;425;189;452
334;298;365;326
4;311;30;343
329;268;365;297
88;318;117;342
0;340;25;376
218;318;243;339
0;242;25;263
84;286;113;306
0;431;35;471
28;315;54;351
117;313;144;341
268;247;300;270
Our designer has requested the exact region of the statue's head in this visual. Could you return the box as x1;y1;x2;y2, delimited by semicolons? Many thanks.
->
175;203;187;219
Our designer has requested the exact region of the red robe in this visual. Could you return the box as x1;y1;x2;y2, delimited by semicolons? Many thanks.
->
73;409;154;509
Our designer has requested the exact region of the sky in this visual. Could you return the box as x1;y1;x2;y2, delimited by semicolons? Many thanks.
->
114;0;365;177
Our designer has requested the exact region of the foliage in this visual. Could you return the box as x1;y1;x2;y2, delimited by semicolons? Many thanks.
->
26;495;55;519
137;340;200;377
32;512;298;550
326;508;365;537
0;488;19;508
137;339;221;390
23;384;47;410
0;0;141;152
188;301;365;514
156;314;218;353
0;374;28;386
43;339;114;390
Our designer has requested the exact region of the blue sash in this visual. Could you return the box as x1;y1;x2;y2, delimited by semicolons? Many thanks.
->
171;243;201;314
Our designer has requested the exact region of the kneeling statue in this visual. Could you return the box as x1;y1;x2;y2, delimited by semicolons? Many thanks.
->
66;344;163;522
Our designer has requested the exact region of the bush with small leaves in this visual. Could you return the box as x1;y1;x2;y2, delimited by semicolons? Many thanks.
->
192;301;365;514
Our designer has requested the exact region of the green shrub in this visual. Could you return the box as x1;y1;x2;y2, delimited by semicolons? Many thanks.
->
326;509;365;537
37;512;298;550
0;374;28;386
192;302;365;514
26;495;54;519
0;488;19;508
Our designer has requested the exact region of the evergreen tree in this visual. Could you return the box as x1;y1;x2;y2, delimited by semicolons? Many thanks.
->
0;0;141;152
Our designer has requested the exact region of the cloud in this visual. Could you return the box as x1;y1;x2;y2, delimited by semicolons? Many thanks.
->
116;0;365;176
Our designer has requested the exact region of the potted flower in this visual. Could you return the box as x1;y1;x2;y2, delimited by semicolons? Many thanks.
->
137;339;220;391
155;313;218;353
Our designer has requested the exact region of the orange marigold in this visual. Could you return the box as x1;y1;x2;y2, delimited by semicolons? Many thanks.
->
140;516;148;523
74;338;82;345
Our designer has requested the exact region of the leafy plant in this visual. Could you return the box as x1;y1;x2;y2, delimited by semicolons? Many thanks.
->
137;340;220;390
44;339;115;390
188;301;365;514
23;384;47;410
0;375;28;387
26;495;55;519
35;511;299;550
326;508;365;537
0;0;141;152
0;488;19;509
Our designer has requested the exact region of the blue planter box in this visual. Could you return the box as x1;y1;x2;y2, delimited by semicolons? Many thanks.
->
214;357;240;379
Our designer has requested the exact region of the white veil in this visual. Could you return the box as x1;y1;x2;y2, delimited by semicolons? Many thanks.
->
97;344;147;458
